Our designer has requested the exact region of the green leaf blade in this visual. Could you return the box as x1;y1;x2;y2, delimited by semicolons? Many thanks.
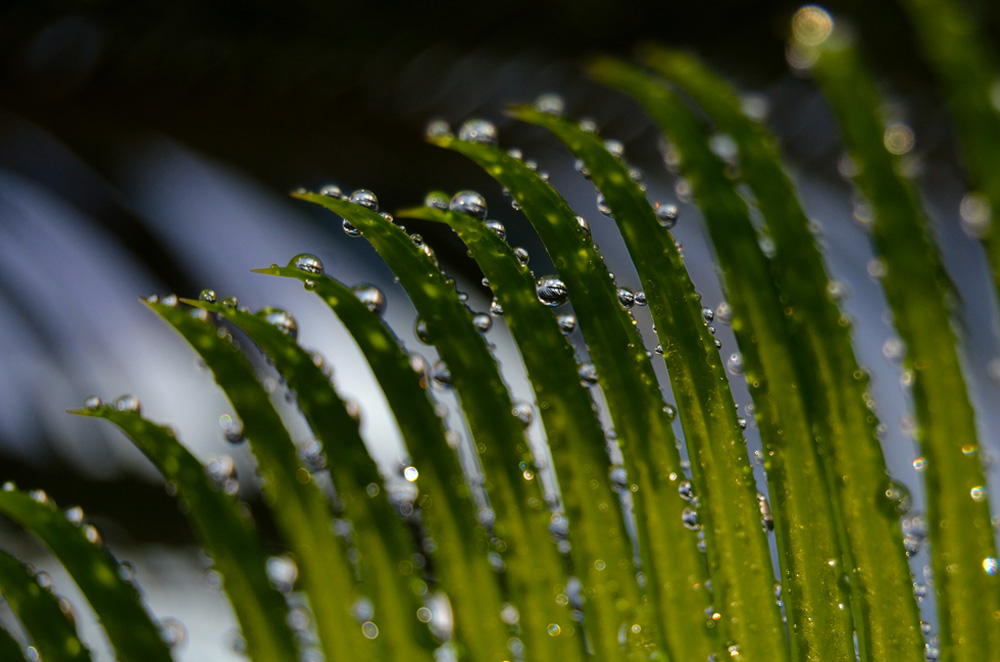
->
293;193;585;662
426;138;717;662
0;489;173;662
507;105;788;662
186;300;437;659
811;36;1000;662
255;267;510;662
72;406;299;662
589;58;856;662
145;301;374;662
0;547;93;662
640;47;925;662
399;205;644;662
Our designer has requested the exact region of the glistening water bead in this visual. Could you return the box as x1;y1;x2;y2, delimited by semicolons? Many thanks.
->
352;285;386;315
349;189;379;211
260;308;298;339
449;191;488;219
458;119;498;146
291;254;324;275
655;202;679;229
536;276;569;307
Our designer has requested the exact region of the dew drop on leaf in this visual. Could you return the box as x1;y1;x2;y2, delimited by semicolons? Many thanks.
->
353;284;387;315
350;189;379;211
449;190;488;219
536;276;569;307
458;118;498;145
291;254;324;275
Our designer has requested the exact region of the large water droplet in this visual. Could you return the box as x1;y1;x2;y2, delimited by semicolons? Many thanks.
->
557;314;577;335
534;93;565;115
353;284;386;315
160;618;187;649
458;119;498;145
84;396;102;411
682;508;700;530
449;191;488;219
114;394;141;414
678;481;694;501
655;202;679;229
350;189;379;211
266;555;299;594
597;193;612;217
514;247;529;266
536;276;569;307
260;308;298;340
485;219;506;240
343;220;361;237
578;362;598;386
883;480;912;515
291;254;324;275
320;183;343;198
512;401;533;427
472;313;492;333
425;119;450;139
617;288;635;309
199;289;217;303
727;352;744;376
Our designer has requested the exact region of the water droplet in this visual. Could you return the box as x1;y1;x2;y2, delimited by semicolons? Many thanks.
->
883;480;912;515
361;621;379;639
547;623;562;636
682;508;700;530
574;215;592;237
266;555;299;594
485;219;506;240
960;192;992;239
449;190;488;219
472;313;492;332
597;193;612;216
458;118;498;145
160;618;186;648
432;362;452;388
791;5;834;47
535;93;565;115
655;202;679;228
320;183;343;198
297;440;327;472
490;298;504;316
678;481;694;501
219;414;245;444
221;296;239;309
206;456;239;496
557;314;577;334
971;485;987;502
514;247;530;266
663;404;677;420
161;294;179;307
727;353;744;376
83;523;103;545
617;288;635;309
883;123;915;155
114;394;141;414
415;318;433;344
578;362;598;386
259;308;298;339
30;490;50;505
984;557;998;575
604;139;625;158
500;603;520;625
199;289;217;303
84;396;102;411
536;276;569;307
403;466;419;482
701;307;715;323
350;189;379;211
65;506;84;525
512;401;533;427
291;253;324;275
425;119;450;139
353;284;386;315
343;219;361;237
634;291;647;307
757;492;774;531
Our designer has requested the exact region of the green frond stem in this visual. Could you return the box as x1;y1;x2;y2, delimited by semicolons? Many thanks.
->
590;58;855;662
400;204;643;662
898;0;1000;301
426;138;718;662
508;105;789;662
0;547;93;662
641;47;924;662
72;407;300;662
0;489;173;662
811;34;1000;662
185;300;438;660
293;193;586;662
255;266;509;662
146;301;377;662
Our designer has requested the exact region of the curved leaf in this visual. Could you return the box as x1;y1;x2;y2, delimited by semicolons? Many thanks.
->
507;105;788;662
398;204;643;662
810;32;1000;662
291;193;585;662
426;136;717;662
183;299;437;659
589;58;855;662
145;300;373;662
0;547;92;662
898;0;1000;299
252;267;510;662
70;406;299;662
639;47;924;662
0;488;172;662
